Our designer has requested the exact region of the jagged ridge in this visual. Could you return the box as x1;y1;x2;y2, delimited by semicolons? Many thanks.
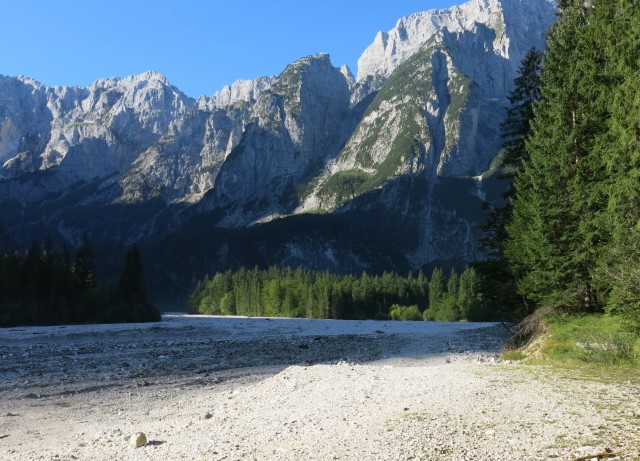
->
0;0;558;302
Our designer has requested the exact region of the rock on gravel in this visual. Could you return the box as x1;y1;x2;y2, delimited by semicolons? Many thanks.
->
129;432;147;448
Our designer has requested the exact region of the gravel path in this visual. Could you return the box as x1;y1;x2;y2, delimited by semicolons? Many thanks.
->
1;316;638;460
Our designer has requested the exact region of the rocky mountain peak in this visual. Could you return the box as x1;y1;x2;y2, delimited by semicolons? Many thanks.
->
14;75;45;88
91;70;169;88
340;65;355;87
357;0;556;82
0;0;560;298
206;53;350;224
272;53;335;89
199;75;276;111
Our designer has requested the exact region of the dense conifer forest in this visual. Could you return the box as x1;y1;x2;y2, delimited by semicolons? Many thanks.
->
0;241;160;327
189;266;495;321
480;0;640;333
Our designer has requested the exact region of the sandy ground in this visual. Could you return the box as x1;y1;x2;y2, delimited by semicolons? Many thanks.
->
0;315;638;461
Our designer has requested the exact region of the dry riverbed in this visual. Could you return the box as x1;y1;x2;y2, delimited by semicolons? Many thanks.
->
0;315;638;460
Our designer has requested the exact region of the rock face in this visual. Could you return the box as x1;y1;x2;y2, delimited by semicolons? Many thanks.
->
0;0;558;301
296;0;555;268
198;76;276;110
357;0;554;83
0;72;194;182
205;53;351;225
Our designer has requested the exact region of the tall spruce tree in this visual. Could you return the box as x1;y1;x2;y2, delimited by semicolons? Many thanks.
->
591;0;640;330
476;48;544;318
506;1;606;311
118;246;147;304
506;0;637;313
428;268;446;312
500;48;545;180
74;236;96;291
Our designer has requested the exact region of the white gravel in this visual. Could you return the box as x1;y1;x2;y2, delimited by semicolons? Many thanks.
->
1;315;638;460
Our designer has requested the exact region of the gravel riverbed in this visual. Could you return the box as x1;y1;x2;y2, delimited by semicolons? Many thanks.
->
0;315;638;460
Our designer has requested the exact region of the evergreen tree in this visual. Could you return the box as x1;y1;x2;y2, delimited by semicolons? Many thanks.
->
506;1;609;311
500;48;545;180
21;241;42;303
591;0;640;330
424;268;446;321
476;48;544;319
118;246;147;304
446;269;459;302
428;268;446;312
74;236;96;291
458;267;480;319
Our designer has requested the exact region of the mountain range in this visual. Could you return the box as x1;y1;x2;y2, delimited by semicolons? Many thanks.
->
0;0;557;305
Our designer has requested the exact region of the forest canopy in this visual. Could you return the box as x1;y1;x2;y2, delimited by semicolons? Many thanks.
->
189;266;496;322
0;241;160;327
486;0;640;332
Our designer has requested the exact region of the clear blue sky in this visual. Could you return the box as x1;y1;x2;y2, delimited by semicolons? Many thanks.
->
1;1;460;98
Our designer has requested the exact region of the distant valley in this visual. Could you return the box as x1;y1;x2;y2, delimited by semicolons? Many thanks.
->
0;0;557;304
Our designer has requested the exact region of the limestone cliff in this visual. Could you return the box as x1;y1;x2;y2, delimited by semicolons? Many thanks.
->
0;0;558;301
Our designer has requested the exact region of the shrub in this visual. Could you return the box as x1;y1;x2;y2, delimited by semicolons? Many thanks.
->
390;304;422;321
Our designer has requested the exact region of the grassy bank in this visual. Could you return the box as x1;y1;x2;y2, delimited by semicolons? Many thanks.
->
506;314;640;372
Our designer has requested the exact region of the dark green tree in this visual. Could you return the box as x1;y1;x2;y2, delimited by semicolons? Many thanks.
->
427;268;446;312
476;48;544;319
74;236;96;291
500;48;545;179
590;0;640;330
458;267;481;320
506;1;610;311
118;246;147;304
20;241;42;303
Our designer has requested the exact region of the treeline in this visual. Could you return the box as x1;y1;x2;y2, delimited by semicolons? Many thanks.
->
0;240;160;327
480;0;640;332
189;266;494;321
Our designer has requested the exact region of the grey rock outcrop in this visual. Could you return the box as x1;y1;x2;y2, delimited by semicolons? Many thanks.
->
204;53;350;225
0;71;194;186
357;0;555;83
198;75;276;111
119;104;249;204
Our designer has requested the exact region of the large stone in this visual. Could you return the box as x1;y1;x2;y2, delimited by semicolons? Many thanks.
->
129;432;147;448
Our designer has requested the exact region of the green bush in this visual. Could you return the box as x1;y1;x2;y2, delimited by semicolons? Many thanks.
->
390;304;422;321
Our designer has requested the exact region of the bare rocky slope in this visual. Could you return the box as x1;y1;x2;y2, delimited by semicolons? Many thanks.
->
0;0;557;303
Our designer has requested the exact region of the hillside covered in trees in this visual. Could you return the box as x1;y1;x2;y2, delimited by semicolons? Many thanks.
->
0;241;160;326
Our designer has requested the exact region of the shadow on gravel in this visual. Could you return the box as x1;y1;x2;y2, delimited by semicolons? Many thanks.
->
0;321;510;397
